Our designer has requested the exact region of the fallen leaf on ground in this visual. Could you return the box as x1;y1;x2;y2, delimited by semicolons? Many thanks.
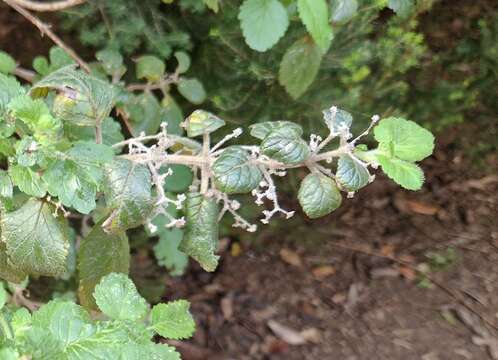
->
381;244;395;257
220;294;234;320
312;265;336;278
398;265;417;281
405;200;439;215
300;328;322;343
279;248;303;267
267;320;306;345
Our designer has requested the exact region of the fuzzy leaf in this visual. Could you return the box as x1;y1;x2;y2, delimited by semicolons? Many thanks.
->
260;128;311;165
279;37;322;99
78;220;130;310
184;110;225;137
93;273;148;321
212;146;262;194
135;55;165;82
177;78;206;104
31;65;115;126
376;154;424;190
96;48;124;76
43;160;98;214
387;0;414;18
374;117;435;162
103;159;154;233
0;170;13;198
0;51;16;74
163;165;193;193
64;117;124;146
0;242;26;283
151;300;195;340
298;173;342;218
323;107;353;134
1;198;69;276
297;0;333;52
9;165;47;198
249;121;303;140
179;193;219;272
0;74;25;130
32;300;93;347
336;155;370;191
153;226;188;277
330;0;358;22
238;0;289;52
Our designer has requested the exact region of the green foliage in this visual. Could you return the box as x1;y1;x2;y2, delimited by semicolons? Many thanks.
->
297;0;333;52
238;0;289;52
0;51;16;75
212;146;262;194
260;126;311;164
298;173;342;219
102;159;154;233
179;193;219;272
1;199;69;277
0;273;190;359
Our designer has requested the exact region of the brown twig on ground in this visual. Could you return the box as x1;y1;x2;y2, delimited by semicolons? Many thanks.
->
328;241;498;333
3;0;91;73
5;0;85;12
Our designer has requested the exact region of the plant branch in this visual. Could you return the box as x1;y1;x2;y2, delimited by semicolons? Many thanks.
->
5;0;85;12
3;0;91;73
14;66;36;82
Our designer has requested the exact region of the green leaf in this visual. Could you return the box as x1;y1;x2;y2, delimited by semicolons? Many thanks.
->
0;74;25;131
93;273;148;321
260;127;311;165
11;307;31;338
31;65;115;127
32;56;50;76
103;159;154;233
0;51;16;74
64;117;124;146
43;160;97;214
9;165;47;198
0;170;13;198
23;327;64;359
0;348;17;360
203;0;219;12
239;0;289;52
279;37;323;99
179;192;219;272
0;242;27;283
124;93;164;137
322;107;353;134
0;283;7;309
387;0;414;18
78;220;130;310
135;55;165;82
376;154;424;190
297;0;333;52
1;198;69;276
151;300;195;340
96;48;125;76
330;0;358;22
298;173;342;218
373;117;435;162
184;110;225;137
249;121;303;140
174;51;191;74
336;155;370;191
68;141;114;163
177;78;206;104
15;137;42;167
32;299;93;346
163;164;193;193
212;146;262;194
153;227;188;277
160;95;184;136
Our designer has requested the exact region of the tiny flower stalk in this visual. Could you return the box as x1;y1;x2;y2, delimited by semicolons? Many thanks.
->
113;106;435;272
